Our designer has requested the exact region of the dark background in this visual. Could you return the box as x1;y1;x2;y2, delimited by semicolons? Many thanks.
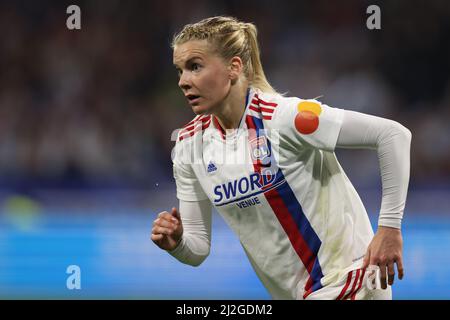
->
1;0;449;190
0;0;449;299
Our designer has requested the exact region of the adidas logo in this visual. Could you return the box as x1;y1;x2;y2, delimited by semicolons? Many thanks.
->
207;161;217;174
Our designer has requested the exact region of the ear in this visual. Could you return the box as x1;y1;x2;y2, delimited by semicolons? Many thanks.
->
229;56;244;83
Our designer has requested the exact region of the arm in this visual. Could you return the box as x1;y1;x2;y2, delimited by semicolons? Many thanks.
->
168;199;212;266
336;109;412;288
336;110;411;229
160;135;212;266
152;199;212;267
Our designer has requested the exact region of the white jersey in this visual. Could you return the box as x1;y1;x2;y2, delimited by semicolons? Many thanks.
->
172;87;374;300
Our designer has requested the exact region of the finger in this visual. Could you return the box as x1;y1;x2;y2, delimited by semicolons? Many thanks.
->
158;211;169;218
171;207;181;220
387;262;395;286
379;263;387;289
151;233;164;241
362;249;371;269
396;258;404;280
152;226;174;236
160;212;179;224
154;218;176;229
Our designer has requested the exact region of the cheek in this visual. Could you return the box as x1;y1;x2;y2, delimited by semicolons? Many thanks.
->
207;70;230;95
192;65;230;104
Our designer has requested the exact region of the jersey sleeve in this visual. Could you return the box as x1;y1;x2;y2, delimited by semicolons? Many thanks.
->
272;97;345;152
172;138;209;202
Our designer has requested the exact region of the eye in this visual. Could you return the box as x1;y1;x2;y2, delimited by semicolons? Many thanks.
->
191;63;201;72
175;68;182;77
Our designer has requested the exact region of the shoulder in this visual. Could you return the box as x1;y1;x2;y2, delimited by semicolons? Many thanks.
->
176;114;212;142
247;91;289;122
173;114;212;166
254;91;320;114
256;91;337;137
253;91;314;127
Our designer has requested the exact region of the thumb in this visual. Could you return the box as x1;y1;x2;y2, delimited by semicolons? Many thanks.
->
171;207;181;220
362;247;371;270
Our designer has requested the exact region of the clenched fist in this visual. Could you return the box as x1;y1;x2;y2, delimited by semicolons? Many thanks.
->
151;207;183;251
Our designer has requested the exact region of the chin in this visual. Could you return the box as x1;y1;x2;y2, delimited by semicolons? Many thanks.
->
191;104;211;115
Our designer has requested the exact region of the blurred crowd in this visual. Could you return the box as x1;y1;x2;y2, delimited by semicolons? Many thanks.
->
0;0;449;189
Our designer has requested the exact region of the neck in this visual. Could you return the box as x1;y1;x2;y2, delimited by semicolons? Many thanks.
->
213;82;249;131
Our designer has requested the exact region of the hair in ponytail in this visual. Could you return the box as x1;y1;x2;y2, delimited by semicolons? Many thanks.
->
172;16;278;94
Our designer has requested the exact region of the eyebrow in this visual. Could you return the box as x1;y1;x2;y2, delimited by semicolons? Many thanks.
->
173;56;203;68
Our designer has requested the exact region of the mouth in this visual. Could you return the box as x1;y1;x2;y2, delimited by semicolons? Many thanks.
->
186;94;201;105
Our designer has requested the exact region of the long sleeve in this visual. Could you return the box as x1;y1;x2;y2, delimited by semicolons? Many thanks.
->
168;199;212;266
336;110;412;229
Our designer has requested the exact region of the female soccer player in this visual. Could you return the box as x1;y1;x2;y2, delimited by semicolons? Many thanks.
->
151;16;411;300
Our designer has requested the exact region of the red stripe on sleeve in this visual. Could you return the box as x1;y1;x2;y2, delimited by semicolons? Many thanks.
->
179;119;211;141
257;98;278;107
181;116;210;132
260;106;276;113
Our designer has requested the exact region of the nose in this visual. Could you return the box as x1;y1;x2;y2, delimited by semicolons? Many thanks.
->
178;72;191;91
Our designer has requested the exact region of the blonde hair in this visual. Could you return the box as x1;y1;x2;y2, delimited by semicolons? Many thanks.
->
172;16;278;94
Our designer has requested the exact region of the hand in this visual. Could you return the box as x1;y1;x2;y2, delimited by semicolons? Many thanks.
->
151;207;183;251
362;226;404;289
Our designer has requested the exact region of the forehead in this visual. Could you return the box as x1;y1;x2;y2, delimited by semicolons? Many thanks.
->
173;40;214;66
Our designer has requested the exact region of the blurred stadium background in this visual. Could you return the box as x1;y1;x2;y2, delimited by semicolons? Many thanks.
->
1;0;449;299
